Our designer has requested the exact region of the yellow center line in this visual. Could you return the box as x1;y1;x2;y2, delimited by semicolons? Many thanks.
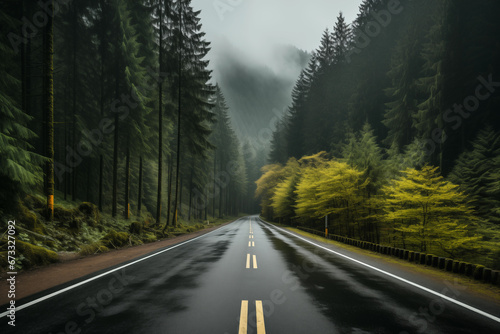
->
238;300;248;334
255;300;266;334
252;241;255;247
246;254;250;269
253;255;258;269
248;241;251;247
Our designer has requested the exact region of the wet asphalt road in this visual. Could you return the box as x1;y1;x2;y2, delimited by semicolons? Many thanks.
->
1;215;500;333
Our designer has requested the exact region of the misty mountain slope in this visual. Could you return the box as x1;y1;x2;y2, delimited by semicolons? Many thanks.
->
213;44;309;140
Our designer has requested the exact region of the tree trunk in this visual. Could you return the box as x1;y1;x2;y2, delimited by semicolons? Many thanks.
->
188;169;193;220
212;153;216;218
112;108;119;217
86;161;91;202
172;7;182;228
124;145;130;219
137;156;143;216
219;161;223;219
156;3;164;225
63;73;70;201
44;0;55;221
163;155;173;232
98;37;105;213
99;155;104;212
179;176;184;219
71;3;78;202
112;69;119;217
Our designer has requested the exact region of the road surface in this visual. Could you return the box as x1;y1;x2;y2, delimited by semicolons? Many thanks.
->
1;216;500;333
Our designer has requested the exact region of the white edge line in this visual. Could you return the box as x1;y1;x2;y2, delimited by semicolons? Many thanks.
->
260;218;500;324
0;222;232;318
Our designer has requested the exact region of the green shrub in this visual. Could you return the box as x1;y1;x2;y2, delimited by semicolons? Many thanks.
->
142;232;157;243
100;230;130;249
53;205;76;222
78;202;100;227
129;221;143;234
79;242;109;255
15;240;58;268
24;195;45;210
16;203;46;235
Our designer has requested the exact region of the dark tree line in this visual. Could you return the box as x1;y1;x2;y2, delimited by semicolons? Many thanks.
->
0;0;257;224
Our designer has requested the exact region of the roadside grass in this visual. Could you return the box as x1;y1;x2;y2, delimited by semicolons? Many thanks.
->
276;225;500;303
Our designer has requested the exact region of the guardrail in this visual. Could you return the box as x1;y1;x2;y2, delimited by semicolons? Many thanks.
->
293;226;500;287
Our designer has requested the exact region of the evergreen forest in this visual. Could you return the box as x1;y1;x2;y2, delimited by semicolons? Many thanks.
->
0;0;260;266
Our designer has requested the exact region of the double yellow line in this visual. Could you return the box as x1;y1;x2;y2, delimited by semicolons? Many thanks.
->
246;254;258;269
240;221;265;332
238;300;266;334
247;221;257;268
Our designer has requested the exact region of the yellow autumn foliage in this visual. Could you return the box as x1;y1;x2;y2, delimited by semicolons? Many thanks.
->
383;165;479;255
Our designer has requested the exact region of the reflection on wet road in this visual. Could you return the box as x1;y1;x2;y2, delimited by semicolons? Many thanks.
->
1;216;499;333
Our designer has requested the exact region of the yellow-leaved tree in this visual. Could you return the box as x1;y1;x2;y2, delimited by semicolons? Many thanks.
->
383;165;480;257
293;152;329;219
271;158;300;223
255;164;285;219
295;153;368;237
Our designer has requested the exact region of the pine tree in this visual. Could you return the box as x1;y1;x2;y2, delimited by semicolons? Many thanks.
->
342;123;385;192
415;0;470;172
43;0;55;220
0;4;44;208
352;0;380;31
285;70;310;159
448;128;500;225
316;29;334;72
342;123;385;241
171;0;214;226
155;0;166;225
383;22;425;149
268;116;289;164
332;12;351;65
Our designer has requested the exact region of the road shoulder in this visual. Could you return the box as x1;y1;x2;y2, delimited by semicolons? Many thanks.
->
0;221;233;305
261;220;500;318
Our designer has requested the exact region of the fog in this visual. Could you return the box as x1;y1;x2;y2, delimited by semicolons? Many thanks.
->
192;0;360;67
191;0;362;141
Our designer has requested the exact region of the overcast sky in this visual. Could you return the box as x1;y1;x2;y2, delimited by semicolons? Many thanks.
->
191;0;362;71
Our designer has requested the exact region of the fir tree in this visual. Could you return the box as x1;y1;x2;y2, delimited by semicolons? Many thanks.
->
43;0;55;220
448;128;500;225
0;5;44;208
170;0;214;226
332;12;351;65
383;22;425;149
